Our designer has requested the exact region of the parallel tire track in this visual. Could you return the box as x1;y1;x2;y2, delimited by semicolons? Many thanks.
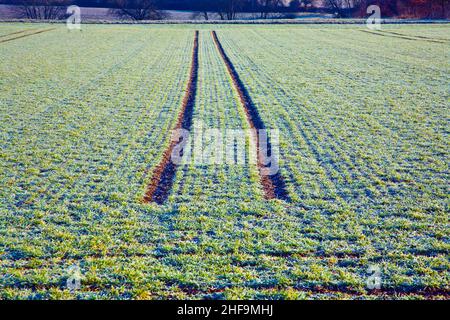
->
211;31;289;201
0;28;56;44
380;30;450;43
0;28;38;39
144;31;199;204
359;29;446;44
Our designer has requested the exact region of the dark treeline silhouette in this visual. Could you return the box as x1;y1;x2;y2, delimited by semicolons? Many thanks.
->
323;0;449;18
2;0;310;20
2;0;296;10
1;0;449;19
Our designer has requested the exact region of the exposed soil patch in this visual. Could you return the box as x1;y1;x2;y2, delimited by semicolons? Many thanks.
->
211;31;289;201
143;31;198;204
0;28;56;44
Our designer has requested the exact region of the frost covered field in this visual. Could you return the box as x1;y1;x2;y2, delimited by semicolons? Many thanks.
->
0;23;449;299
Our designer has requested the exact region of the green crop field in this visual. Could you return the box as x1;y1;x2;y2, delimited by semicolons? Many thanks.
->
0;23;449;300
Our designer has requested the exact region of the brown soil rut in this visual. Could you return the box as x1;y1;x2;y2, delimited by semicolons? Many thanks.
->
143;30;198;204
211;31;289;201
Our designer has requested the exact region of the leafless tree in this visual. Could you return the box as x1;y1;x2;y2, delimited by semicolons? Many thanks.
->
190;0;210;20
358;0;402;17
190;0;252;20
17;0;67;20
110;0;166;20
289;0;314;11
258;0;285;18
214;0;247;20
190;11;209;20
325;0;362;17
440;0;449;18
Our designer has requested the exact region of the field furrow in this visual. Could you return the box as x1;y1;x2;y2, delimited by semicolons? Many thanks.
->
0;28;56;43
212;31;289;201
144;30;199;204
169;30;263;203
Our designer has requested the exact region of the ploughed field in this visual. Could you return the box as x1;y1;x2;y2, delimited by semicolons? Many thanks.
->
0;23;448;299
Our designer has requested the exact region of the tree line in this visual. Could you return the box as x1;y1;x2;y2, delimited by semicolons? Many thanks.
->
324;0;448;19
3;0;449;20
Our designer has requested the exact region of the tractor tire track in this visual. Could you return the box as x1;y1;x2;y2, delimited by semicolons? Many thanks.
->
359;29;446;44
144;31;199;204
211;31;289;201
0;28;39;39
380;30;450;43
0;28;56;44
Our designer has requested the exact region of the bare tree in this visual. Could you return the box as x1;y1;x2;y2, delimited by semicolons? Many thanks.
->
258;0;285;18
17;0;67;20
440;0;449;18
190;11;210;20
111;0;166;20
288;0;314;11
190;0;250;20
325;0;345;17
191;0;210;20
358;0;398;17
200;10;209;20
325;0;362;17
214;0;247;20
